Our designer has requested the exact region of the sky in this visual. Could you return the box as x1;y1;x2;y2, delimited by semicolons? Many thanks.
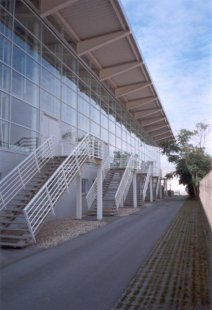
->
120;0;212;177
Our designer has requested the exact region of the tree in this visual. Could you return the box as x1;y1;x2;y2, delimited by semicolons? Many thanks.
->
161;123;212;199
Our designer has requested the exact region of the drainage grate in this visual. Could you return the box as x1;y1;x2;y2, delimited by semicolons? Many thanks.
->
114;200;211;310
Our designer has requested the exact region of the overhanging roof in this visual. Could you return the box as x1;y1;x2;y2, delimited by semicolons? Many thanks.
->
38;0;174;145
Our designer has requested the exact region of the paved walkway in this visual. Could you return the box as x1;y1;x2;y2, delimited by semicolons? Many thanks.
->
115;200;211;309
0;198;194;310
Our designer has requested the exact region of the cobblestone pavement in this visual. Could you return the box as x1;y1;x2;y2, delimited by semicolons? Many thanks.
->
114;200;211;310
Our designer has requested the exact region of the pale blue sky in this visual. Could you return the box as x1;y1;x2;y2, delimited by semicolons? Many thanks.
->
120;0;212;161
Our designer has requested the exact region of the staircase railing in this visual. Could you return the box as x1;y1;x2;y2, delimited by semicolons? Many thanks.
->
0;137;55;211
142;162;153;201
86;144;110;209
115;155;136;209
24;134;103;241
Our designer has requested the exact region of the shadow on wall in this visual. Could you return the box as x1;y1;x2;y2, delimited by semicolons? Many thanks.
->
199;170;212;230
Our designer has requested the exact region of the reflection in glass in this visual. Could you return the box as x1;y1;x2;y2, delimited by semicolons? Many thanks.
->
15;0;41;39
0;119;8;147
42;45;61;77
41;67;60;98
62;65;77;91
14;20;41;62
78;96;89;117
10;123;38;151
90;121;100;137
0;6;12;38
40;89;60;118
78;113;89;132
13;45;40;83
62;103;76;127
0;34;11;65
0;90;9;120
12;70;39;107
42;25;62;59
0;63;10;92
11;97;39;130
62;83;77;109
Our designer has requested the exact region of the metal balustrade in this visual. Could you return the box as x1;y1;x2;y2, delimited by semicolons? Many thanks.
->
115;155;137;209
24;134;103;241
142;162;153;201
0;137;55;211
86;144;110;209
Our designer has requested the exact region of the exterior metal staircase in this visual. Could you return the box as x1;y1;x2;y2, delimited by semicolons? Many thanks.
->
0;134;103;247
124;174;147;207
88;168;125;216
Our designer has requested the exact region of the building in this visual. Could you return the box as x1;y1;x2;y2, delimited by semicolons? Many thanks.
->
0;0;174;247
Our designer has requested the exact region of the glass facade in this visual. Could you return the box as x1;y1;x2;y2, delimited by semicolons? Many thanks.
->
0;0;160;167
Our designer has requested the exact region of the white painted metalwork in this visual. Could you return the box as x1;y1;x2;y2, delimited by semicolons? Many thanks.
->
115;155;137;209
86;144;110;209
24;134;103;241
0;137;55;211
142;162;153;201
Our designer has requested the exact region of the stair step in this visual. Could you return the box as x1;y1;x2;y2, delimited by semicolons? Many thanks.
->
0;233;30;240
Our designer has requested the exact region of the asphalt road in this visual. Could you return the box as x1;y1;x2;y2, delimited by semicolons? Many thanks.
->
1;199;184;310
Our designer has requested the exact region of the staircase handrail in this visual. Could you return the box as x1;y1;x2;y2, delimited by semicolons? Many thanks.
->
24;134;103;240
115;154;136;209
0;136;55;211
142;162;153;201
86;145;110;209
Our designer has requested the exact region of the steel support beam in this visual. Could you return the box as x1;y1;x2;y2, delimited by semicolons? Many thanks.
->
135;108;162;120
97;161;103;220
115;81;151;98
155;134;173;142
148;124;169;133
126;97;156;110
151;130;171;138
40;0;79;17
77;30;130;56
76;173;82;219
100;61;142;81
142;117;166;127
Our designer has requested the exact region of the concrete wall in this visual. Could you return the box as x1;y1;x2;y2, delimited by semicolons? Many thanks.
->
199;170;212;230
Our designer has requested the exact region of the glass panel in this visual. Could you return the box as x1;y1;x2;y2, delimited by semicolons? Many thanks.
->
62;103;76;127
78;96;89;117
40;89;60;118
41;67;60;98
42;25;62;59
79;63;90;87
101;113;108;130
13;45;40;83
12;70;39;107
61;122;77;144
0;63;10;92
10;123;38;151
0;90;9;120
0;119;9;147
11;97;39;130
15;0;41;40
14;20;41;62
42;45;61;77
0;34;11;65
116;124;121;138
62;65;77;91
109;120;115;134
63;46;78;74
0;0;14;13
116;137;122;150
0;6;12;39
90;105;100;123
109;133;115;146
90;121;100;137
62;83;77;108
78;113;89;132
101;127;108;143
78;80;90;102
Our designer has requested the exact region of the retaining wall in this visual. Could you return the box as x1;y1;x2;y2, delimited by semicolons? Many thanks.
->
199;170;212;230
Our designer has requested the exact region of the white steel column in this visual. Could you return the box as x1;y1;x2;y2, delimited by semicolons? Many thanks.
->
133;172;137;208
159;180;162;199
76;173;82;219
149;176;153;202
97;161;103;220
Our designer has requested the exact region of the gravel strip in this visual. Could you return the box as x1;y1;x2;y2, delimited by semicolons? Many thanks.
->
36;218;106;248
